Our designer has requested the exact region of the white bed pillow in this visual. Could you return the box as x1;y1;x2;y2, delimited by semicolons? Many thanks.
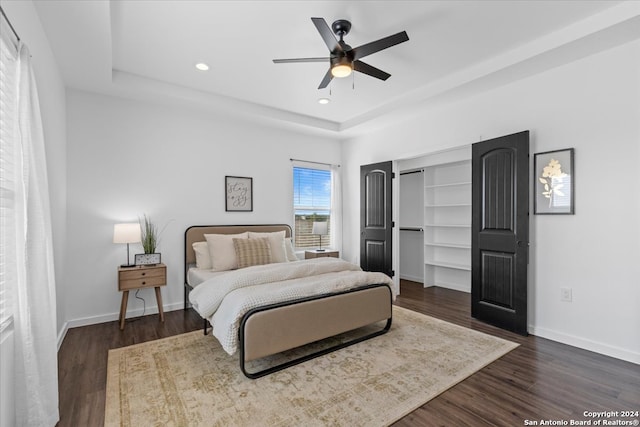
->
285;237;298;261
192;241;212;269
204;232;249;271
248;231;287;263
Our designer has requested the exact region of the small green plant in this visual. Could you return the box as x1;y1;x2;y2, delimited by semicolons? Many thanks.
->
139;214;160;254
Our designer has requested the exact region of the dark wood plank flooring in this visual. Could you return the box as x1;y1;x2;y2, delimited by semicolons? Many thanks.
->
57;281;639;426
57;308;203;426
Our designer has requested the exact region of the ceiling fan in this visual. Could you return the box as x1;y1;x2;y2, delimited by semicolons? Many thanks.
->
273;17;409;89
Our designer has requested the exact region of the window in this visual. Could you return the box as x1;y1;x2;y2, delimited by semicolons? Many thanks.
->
293;166;332;249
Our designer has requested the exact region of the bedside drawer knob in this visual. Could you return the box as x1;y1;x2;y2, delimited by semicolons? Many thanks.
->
142;272;146;276
142;281;146;285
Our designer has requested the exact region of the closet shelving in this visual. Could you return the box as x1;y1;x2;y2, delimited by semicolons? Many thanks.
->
423;160;471;292
399;170;426;284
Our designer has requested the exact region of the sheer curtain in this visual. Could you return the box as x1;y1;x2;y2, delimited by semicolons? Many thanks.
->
330;165;343;254
0;31;60;426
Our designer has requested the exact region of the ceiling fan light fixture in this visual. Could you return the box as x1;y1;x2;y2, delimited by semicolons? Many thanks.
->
195;63;209;71
272;17;409;89
330;54;353;78
331;63;352;78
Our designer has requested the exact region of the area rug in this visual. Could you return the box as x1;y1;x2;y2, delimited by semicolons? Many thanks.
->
105;306;517;427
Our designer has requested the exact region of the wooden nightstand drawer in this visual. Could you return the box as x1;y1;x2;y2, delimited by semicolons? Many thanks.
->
119;275;165;291
305;250;339;259
119;266;164;281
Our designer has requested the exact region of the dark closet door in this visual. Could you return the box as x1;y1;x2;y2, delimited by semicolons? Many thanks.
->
472;131;529;335
360;161;393;278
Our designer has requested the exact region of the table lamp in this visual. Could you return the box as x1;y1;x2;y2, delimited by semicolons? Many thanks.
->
311;221;328;252
113;223;141;267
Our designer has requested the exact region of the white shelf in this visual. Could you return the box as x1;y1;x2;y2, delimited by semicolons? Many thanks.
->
424;181;471;189
425;203;471;208
424;223;471;228
423;158;472;292
424;260;471;271
424;242;471;249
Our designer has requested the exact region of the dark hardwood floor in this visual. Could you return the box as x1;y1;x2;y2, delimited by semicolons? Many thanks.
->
57;281;639;426
57;308;203;426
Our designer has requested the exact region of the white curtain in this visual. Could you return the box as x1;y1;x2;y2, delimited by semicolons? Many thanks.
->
330;165;343;254
11;41;59;426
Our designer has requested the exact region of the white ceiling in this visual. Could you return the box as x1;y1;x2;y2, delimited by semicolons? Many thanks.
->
32;1;640;134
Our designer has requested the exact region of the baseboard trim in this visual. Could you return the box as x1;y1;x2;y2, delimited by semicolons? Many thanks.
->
529;325;639;365
59;302;186;341
399;274;423;283
57;322;69;351
435;282;471;293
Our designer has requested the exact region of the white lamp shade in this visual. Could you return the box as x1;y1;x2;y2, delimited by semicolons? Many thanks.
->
311;221;328;236
113;223;141;244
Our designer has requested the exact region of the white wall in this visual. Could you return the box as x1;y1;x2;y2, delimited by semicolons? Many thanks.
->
342;40;640;363
65;90;341;326
2;1;68;340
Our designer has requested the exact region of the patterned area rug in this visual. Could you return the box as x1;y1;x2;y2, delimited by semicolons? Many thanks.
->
105;306;518;427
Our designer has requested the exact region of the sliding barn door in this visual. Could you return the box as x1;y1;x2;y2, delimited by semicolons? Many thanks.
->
472;131;529;335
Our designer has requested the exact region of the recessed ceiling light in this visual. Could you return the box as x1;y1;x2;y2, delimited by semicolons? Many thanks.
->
195;63;209;71
318;98;330;105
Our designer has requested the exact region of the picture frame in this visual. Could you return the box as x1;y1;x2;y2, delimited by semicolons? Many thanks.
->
534;148;574;215
225;176;253;212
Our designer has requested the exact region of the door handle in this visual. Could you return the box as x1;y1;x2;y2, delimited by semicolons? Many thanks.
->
517;241;529;247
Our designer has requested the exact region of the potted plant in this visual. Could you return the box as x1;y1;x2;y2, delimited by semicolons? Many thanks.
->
134;214;163;265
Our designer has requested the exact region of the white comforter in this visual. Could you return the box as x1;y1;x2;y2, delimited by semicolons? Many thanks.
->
188;258;395;355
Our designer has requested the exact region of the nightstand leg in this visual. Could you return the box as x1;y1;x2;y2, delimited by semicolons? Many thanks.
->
154;286;164;323
119;291;129;330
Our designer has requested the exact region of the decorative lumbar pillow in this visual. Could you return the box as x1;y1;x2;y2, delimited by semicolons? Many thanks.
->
192;241;212;269
204;232;249;271
248;231;287;263
285;237;298;261
233;237;272;269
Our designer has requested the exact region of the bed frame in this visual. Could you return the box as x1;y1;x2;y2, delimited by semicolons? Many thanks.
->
184;224;393;379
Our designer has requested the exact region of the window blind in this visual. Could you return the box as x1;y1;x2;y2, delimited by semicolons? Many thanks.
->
293;167;331;210
293;166;332;248
0;17;19;332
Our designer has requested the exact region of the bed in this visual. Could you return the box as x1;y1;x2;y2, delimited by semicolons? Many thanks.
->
184;224;394;378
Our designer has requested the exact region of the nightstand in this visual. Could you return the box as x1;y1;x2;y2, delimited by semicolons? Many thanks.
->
305;250;339;259
118;263;166;330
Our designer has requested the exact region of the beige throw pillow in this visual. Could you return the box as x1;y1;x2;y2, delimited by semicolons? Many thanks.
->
248;231;288;263
233;237;272;269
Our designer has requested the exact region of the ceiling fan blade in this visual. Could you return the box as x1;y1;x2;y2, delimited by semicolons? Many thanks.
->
353;60;391;81
311;17;342;53
352;31;409;61
318;68;333;89
273;57;329;64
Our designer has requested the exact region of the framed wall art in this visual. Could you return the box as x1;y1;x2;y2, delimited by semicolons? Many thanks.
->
225;176;253;212
534;148;574;215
